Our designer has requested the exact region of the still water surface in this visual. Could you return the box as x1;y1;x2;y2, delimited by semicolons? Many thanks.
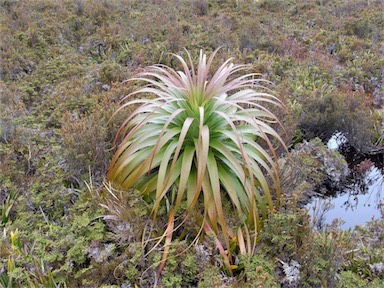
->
307;134;384;230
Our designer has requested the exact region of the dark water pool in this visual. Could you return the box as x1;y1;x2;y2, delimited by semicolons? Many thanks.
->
307;134;384;230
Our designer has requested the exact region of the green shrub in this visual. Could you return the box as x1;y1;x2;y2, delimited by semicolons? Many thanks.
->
240;254;279;287
261;211;311;260
107;49;286;276
337;271;368;288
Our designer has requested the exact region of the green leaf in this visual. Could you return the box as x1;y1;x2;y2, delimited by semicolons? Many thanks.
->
107;49;287;276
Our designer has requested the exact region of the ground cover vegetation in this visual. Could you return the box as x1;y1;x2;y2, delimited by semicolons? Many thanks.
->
0;0;383;287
